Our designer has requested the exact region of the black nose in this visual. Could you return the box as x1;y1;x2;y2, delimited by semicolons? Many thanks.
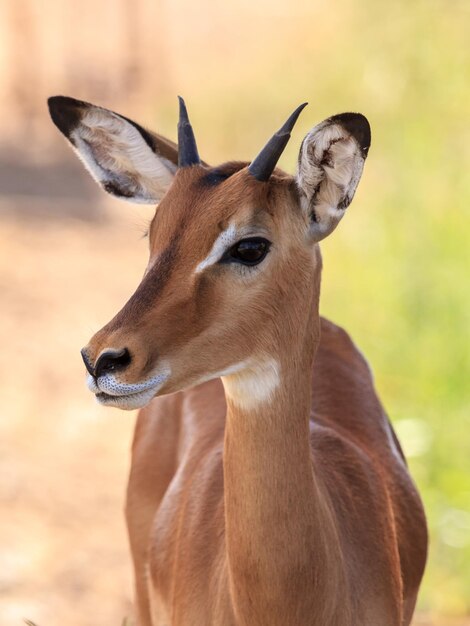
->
81;347;131;378
81;349;95;376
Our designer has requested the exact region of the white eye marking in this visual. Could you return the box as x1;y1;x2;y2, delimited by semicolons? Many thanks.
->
195;223;239;273
222;358;280;411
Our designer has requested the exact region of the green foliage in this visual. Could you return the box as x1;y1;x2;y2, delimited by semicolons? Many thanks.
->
178;0;469;616
306;0;469;616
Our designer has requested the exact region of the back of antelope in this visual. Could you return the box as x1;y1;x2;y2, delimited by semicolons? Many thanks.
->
48;95;427;626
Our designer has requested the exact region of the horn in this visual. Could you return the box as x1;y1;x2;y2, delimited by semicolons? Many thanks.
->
177;96;200;167
248;102;308;181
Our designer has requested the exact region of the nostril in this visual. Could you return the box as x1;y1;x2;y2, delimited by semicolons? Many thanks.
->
95;348;131;378
95;348;131;379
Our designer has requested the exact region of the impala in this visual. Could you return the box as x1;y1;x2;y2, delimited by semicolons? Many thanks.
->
48;95;427;626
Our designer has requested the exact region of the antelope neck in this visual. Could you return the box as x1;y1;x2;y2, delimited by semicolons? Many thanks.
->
220;312;347;621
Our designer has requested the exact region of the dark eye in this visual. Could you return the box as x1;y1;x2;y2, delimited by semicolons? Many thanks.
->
222;237;271;266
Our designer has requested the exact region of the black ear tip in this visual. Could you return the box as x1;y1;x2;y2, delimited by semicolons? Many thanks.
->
47;95;88;138
331;112;371;156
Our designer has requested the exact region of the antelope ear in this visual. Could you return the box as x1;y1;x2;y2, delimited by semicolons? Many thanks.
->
296;113;371;241
48;95;179;204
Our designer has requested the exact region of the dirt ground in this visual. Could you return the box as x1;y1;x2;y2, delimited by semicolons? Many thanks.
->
0;209;145;626
0;209;468;626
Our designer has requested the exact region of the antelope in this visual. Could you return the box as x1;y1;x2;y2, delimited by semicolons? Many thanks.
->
48;95;427;626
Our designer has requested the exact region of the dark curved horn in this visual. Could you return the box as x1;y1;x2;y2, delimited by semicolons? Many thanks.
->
177;96;200;167
248;103;308;181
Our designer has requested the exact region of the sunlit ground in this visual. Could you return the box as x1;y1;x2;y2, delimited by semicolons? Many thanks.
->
0;214;139;625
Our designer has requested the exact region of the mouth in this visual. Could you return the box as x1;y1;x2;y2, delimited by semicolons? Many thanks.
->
95;387;160;410
86;370;169;410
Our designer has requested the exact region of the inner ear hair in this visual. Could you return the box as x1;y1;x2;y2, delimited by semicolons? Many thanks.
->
48;95;179;204
296;112;371;241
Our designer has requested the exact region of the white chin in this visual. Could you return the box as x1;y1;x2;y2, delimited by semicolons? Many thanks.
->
95;386;158;410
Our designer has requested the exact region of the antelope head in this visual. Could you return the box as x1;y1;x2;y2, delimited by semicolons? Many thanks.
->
48;96;370;410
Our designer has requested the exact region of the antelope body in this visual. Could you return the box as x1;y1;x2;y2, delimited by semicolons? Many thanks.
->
48;96;427;626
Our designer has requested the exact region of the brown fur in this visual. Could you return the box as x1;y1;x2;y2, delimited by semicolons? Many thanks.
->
83;165;427;625
56;106;429;624
123;317;427;626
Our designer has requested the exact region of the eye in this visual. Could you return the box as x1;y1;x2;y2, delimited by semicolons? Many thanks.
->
222;237;271;266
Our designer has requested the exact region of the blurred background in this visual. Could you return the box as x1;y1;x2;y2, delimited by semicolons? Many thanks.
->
0;0;468;624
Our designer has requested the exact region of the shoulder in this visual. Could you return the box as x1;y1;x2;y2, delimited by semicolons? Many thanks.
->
318;316;372;378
